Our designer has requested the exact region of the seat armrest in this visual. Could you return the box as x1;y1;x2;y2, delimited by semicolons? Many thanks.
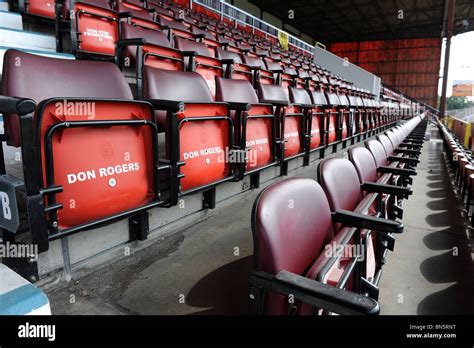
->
220;58;237;65
332;209;404;234
250;270;380;315
361;182;412;198
119;11;132;18
393;148;421;156
259;99;288;107
144;99;184;112
183;51;197;57
388;156;419;165
116;38;147;47
0;96;36;115
377;166;417;177
227;102;251;112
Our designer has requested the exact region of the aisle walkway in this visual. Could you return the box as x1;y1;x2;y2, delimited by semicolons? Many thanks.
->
379;126;474;314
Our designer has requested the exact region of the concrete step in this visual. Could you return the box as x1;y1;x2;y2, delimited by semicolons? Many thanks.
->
0;1;8;11
0;10;23;30
0;27;56;52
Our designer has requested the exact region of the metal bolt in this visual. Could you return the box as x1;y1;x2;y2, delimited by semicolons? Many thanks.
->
249;294;255;300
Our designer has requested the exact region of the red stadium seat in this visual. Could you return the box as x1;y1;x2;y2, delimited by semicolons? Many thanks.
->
0;49;161;247
257;83;306;174
117;0;161;30
215;77;277;186
174;36;222;98
142;66;234;204
56;0;120;58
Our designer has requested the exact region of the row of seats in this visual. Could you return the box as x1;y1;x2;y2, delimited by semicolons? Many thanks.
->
2;0;421;251
249;115;428;315
438;120;474;226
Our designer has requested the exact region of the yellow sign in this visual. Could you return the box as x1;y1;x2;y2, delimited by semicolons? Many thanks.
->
278;31;288;50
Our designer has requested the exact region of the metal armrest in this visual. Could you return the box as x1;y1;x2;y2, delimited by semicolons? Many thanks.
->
250;270;380;315
377;166;417;177
0;96;36;115
144;99;184;112
361;182;412;199
388;156;419;165
227;102;251;112
394;148;421;156
332;209;404;234
116;38;146;47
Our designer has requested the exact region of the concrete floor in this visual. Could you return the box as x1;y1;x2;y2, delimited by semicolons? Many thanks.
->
46;125;474;315
379;127;474;314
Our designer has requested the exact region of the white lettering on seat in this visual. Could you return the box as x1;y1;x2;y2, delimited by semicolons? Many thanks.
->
66;162;140;185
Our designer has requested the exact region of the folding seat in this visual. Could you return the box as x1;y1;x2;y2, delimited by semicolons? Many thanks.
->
215;48;253;83
322;82;341;148
158;15;196;40
147;1;177;21
306;80;328;156
117;0;161;30
142;66;234;206
348;146;414;221
54;0;120;58
0;49;161;250
317;157;407;292
334;82;352;142
15;0;56;19
257;83;306;174
190;26;222;49
174;36;223;98
117;23;185;94
377;134;420;162
242;55;276;86
215;77;278;186
365;138;418;187
249;177;403;315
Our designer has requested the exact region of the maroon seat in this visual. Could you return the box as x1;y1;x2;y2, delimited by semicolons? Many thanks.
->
215;48;253;82
117;0;161;30
118;23;184;94
348;146;413;220
317;157;405;287
250;177;401;315
215;77;277;183
142;66;234;200
242;55;275;86
158;15;195;40
257;83;306;171
323;82;341;145
174;36;222;98
0;49;160;248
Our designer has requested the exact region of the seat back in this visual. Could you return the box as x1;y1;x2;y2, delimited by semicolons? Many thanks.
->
215;78;274;170
2;49;157;231
143;67;231;191
2;49;132;147
174;36;222;97
69;0;119;56
121;23;184;71
377;134;394;157
365;139;389;167
252;178;334;315
317;157;361;213
348;146;378;184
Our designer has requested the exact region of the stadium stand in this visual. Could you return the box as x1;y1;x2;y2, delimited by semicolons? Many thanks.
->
0;0;435;316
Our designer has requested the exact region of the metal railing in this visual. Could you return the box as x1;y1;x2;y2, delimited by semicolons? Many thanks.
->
447;105;474;121
191;0;315;54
